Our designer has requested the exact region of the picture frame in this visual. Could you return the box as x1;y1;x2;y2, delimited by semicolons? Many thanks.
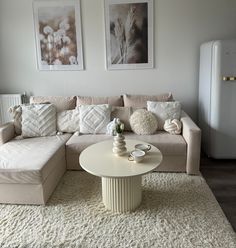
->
33;0;84;71
104;0;153;70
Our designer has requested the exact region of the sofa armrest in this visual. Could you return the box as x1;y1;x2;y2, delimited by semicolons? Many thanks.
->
0;122;15;145
181;111;201;175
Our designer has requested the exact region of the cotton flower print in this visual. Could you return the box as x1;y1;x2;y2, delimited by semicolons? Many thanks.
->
37;6;78;66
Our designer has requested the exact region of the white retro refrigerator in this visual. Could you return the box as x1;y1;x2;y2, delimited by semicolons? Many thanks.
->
199;39;236;158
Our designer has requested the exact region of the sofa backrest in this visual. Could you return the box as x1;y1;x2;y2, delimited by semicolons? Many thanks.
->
30;96;76;112
123;93;173;108
76;96;123;107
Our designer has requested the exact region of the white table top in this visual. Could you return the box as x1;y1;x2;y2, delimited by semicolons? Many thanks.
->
79;139;163;178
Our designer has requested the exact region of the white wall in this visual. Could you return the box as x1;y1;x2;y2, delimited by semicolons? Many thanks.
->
0;0;236;120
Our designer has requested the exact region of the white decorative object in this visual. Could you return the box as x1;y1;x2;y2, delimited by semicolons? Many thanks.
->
57;109;80;133
147;101;181;130
79;104;111;134
21;104;56;137
164;119;182;135
112;133;127;156
106;118;118;136
130;109;157;135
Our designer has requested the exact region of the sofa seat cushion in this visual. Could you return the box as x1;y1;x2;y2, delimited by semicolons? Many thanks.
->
66;132;186;170
66;134;113;170
124;132;186;156
66;134;113;154
0;134;71;184
67;132;186;156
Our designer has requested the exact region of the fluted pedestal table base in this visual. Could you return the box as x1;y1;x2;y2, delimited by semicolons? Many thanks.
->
102;176;142;212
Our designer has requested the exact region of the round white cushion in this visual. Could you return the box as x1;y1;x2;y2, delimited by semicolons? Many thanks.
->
130;109;157;135
164;119;182;135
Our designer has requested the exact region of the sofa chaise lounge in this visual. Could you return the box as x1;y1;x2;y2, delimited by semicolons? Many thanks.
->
0;94;201;205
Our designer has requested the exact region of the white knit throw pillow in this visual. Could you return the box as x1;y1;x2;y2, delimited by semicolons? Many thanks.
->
79;104;111;134
164;119;182;135
130;109;157;135
21;104;56;137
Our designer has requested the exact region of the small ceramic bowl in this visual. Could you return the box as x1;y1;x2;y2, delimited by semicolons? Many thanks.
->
128;149;145;163
135;144;151;154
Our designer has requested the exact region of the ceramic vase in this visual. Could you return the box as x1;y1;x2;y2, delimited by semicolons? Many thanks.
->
112;133;127;156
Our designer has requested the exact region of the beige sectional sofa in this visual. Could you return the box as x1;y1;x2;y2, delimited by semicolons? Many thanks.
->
0;94;201;205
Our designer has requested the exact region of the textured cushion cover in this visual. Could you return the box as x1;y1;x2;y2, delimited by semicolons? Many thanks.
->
129;109;157;135
8;105;23;135
21;104;57;137
79;104;111;134
147;101;181;130
30;96;76;112
0;134;71;184
123;93;173;108
57;109;80;133
76;96;123;107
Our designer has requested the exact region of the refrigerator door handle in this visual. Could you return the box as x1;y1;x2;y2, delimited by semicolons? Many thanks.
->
222;76;236;81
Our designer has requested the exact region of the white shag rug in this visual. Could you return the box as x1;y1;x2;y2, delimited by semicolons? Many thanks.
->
0;172;235;248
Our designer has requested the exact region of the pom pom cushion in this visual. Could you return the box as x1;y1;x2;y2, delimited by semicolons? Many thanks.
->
147;101;181;130
130;109;157;135
21;104;57;138
79;104;111;134
164;119;182;135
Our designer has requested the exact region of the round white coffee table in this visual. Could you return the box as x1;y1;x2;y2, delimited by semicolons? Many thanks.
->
79;139;162;212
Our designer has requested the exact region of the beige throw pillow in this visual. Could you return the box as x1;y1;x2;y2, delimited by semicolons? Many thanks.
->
57;109;80;133
30;96;76;112
111;106;144;131
79;104;111;134
21;104;57;137
8;105;23;135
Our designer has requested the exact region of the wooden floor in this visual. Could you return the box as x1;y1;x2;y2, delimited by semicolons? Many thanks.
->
200;156;236;232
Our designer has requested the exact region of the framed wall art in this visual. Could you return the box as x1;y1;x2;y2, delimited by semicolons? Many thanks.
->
104;0;153;70
33;0;84;70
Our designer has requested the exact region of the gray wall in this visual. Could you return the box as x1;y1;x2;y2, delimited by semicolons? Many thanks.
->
0;0;236;120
